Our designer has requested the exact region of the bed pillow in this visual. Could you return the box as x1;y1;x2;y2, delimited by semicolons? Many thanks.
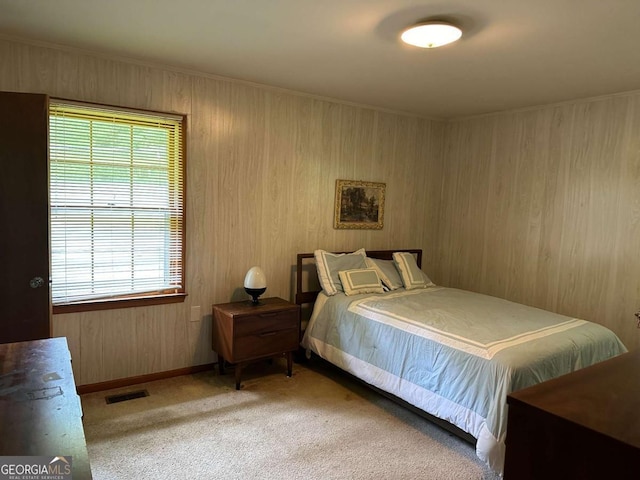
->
314;248;367;296
393;252;435;290
365;257;403;291
338;268;385;296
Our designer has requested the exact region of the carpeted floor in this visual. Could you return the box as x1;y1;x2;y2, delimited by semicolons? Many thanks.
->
81;358;501;480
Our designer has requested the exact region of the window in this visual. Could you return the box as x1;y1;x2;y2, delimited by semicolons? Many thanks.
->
49;100;185;312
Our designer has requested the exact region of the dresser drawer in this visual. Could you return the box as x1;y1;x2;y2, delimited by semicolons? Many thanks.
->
234;309;299;337
234;327;299;361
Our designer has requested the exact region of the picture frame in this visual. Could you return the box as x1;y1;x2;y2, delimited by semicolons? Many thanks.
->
334;179;385;230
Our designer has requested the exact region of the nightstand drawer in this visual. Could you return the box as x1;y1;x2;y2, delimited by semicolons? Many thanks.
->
234;327;299;360
234;309;299;337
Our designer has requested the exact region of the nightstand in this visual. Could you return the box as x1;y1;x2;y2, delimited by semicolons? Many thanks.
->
212;297;301;390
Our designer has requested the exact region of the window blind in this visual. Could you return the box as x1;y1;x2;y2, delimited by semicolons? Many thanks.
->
49;100;185;305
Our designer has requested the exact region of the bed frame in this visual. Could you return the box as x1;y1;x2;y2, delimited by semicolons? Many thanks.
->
294;249;476;445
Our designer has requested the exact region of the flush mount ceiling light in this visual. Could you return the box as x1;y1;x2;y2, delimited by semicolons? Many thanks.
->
401;22;462;48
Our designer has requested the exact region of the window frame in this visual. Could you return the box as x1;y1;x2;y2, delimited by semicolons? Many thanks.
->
49;98;187;314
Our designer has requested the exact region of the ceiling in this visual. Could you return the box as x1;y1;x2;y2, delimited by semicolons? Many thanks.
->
1;0;640;119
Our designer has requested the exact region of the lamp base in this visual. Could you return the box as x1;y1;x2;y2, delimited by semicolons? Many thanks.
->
245;287;266;306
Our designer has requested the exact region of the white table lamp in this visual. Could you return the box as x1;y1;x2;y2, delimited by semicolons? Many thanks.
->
244;266;267;305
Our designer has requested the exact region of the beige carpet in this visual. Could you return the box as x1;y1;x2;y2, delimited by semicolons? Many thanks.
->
81;358;501;480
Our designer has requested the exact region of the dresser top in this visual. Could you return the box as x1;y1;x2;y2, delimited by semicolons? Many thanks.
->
0;337;92;479
507;350;640;449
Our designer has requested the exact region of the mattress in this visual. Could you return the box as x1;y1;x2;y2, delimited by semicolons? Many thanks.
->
301;286;627;474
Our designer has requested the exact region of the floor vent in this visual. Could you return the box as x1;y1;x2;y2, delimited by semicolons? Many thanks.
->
105;389;149;404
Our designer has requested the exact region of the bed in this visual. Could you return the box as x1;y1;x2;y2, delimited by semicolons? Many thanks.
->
297;249;627;475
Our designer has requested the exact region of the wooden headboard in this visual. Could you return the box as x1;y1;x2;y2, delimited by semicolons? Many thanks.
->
295;249;422;306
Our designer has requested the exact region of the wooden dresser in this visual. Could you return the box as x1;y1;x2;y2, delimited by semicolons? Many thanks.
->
504;350;640;479
0;337;92;479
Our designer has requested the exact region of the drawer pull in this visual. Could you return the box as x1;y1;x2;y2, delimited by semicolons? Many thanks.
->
259;312;278;318
259;331;279;337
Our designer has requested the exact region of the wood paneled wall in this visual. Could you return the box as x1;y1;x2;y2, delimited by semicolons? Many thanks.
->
2;36;637;384
0;38;444;385
437;94;640;352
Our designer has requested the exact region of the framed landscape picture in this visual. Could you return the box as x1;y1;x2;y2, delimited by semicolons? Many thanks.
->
334;179;385;230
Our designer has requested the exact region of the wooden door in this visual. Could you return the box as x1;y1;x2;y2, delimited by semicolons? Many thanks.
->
0;92;50;343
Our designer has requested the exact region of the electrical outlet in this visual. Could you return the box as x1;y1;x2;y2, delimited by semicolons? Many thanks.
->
190;305;201;322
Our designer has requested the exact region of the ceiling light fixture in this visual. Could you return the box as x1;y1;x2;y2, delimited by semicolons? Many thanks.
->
401;22;462;48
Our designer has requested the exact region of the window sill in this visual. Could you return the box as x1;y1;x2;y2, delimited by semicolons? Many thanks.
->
53;292;187;315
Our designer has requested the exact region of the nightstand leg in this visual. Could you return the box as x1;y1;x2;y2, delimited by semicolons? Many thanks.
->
286;351;293;377
235;364;242;390
218;356;225;375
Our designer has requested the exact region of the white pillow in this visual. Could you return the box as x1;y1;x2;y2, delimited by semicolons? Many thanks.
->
314;248;367;296
338;268;385;296
365;257;403;291
392;252;435;290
